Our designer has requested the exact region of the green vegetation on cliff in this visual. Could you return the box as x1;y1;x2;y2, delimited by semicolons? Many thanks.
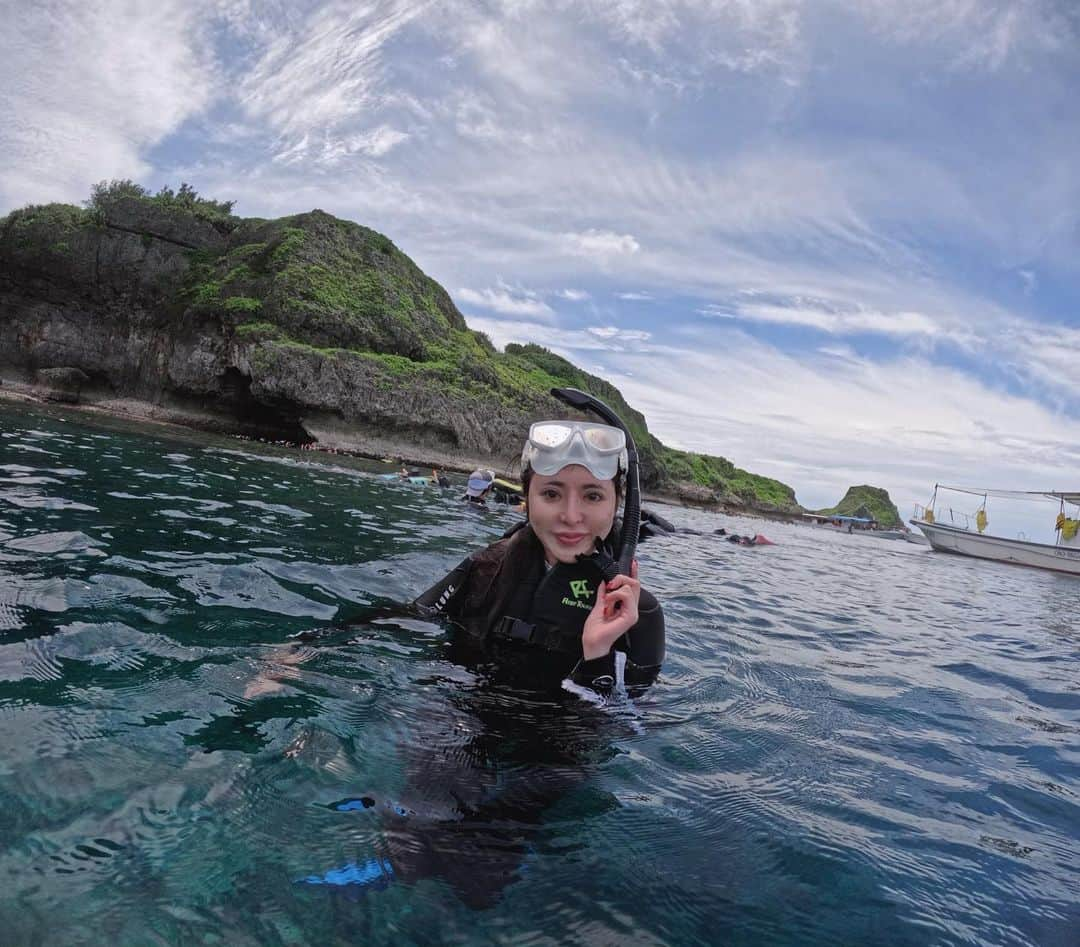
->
816;486;901;527
655;446;797;508
87;179;237;227
1;182;803;513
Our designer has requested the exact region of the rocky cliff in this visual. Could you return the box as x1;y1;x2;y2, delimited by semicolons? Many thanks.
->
0;184;801;513
816;485;902;527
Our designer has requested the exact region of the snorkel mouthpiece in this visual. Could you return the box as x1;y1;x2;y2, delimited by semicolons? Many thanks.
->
550;387;640;577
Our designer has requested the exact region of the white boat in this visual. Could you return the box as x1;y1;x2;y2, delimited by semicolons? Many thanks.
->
866;528;908;541
910;486;1080;576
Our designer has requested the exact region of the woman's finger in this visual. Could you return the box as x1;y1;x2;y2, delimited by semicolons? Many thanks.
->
607;574;639;593
593;581;608;610
605;588;637;621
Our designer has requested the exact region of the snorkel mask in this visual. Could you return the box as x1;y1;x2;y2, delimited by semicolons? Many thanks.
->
522;421;628;481
524;388;641;579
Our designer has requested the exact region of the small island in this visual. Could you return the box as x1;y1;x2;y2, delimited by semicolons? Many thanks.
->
812;485;903;528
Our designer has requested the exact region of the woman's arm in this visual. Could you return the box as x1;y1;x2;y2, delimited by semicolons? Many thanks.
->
413;556;473;618
623;590;664;693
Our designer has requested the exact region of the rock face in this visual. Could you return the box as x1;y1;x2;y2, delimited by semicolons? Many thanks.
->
34;366;90;403
0;198;522;460
816;485;902;527
0;190;802;512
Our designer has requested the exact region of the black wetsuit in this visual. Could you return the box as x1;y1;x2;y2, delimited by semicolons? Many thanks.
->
414;523;664;695
302;525;665;909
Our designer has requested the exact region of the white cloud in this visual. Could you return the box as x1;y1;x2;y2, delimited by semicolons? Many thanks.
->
587;325;652;348
617;291;653;301
0;1;216;209
457;282;554;318
817;343;860;362
698;298;947;339
348;125;410;157
558;289;590;301
617;57;691;95
451;3;606;103
452;91;507;141
235;0;427;138
466;315;656;356
562;229;641;262
576;0;803;73
860;0;1074;71
998;322;1080;406
274;124;409;166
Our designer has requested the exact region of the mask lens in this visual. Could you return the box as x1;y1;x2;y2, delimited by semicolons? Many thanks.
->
582;426;624;451
530;423;574;448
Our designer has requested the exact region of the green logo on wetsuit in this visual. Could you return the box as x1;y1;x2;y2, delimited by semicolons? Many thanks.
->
569;579;592;600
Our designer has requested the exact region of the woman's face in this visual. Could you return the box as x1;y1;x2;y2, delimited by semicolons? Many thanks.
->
527;464;618;565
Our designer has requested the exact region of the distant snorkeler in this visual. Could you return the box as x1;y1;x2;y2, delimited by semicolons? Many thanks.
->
462;468;495;504
714;528;775;546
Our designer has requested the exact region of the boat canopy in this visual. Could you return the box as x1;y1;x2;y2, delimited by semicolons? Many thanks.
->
934;485;1080;505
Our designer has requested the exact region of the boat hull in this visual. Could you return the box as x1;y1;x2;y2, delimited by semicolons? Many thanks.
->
910;520;1080;575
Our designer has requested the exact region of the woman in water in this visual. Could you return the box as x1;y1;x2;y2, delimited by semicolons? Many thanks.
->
415;417;665;695
292;409;666;900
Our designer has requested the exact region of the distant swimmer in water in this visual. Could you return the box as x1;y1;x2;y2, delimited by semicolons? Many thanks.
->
463;468;495;504
714;528;775;546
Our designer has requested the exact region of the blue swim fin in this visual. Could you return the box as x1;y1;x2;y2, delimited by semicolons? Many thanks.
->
296;856;394;889
333;797;375;812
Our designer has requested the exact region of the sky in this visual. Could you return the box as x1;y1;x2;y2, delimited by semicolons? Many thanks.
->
4;0;1080;535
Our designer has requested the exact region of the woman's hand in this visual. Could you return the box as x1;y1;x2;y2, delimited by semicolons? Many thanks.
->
581;560;641;660
243;646;311;699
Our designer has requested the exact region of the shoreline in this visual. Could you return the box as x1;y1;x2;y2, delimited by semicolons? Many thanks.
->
0;380;796;523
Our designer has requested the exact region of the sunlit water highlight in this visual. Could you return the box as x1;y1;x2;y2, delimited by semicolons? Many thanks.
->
0;402;1077;946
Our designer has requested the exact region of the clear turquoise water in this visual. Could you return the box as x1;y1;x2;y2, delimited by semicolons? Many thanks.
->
0;402;1077;946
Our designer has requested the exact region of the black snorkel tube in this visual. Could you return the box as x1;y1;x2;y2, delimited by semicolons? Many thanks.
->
551;387;639;579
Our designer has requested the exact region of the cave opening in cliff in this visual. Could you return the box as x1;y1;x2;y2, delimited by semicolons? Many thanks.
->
218;367;314;446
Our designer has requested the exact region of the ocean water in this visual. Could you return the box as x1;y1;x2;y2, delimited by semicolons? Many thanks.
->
0;401;1077;947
